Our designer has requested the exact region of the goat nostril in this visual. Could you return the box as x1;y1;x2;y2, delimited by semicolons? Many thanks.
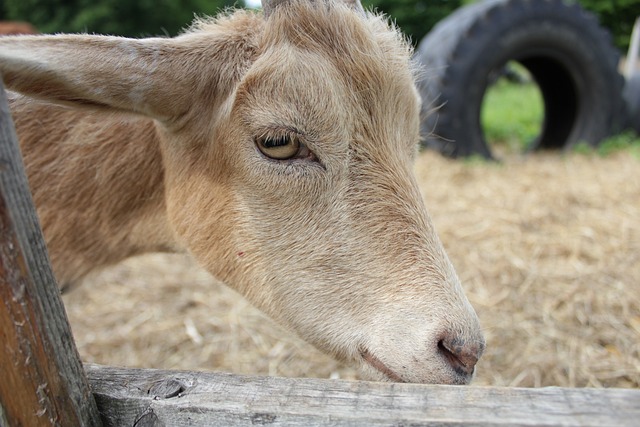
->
437;338;480;376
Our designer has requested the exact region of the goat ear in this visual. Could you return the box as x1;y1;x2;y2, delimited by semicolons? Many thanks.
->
0;34;211;122
262;0;364;17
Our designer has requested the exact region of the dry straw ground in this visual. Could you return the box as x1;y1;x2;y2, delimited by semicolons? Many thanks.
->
63;150;640;388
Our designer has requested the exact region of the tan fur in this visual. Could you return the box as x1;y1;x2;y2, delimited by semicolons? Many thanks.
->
0;0;484;384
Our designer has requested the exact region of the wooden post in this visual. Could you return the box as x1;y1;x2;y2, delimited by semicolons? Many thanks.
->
0;84;102;426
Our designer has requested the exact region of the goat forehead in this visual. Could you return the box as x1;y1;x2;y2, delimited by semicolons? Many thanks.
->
236;49;349;145
237;47;418;163
236;29;418;154
270;6;418;143
262;4;414;81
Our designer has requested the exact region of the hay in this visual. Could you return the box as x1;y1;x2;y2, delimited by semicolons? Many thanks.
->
62;150;640;388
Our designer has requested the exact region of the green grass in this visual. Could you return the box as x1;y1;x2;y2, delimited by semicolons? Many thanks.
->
574;131;640;158
481;69;544;152
481;64;640;157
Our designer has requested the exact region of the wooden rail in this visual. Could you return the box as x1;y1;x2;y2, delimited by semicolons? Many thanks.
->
0;80;638;427
86;364;640;427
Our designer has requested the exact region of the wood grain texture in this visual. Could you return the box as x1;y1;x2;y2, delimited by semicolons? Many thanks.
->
86;364;640;426
0;84;101;427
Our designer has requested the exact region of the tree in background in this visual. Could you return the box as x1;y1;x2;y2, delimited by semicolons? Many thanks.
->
578;0;640;52
1;0;235;37
1;0;639;51
363;0;640;52
361;0;464;45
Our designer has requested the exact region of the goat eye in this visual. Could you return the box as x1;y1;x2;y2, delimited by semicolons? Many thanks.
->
255;135;301;160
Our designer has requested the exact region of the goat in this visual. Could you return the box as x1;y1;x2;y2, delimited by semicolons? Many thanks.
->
0;0;484;384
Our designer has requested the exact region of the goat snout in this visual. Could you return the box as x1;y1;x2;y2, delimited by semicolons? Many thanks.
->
437;335;484;378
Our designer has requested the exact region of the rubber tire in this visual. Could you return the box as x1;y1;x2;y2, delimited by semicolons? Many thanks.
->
415;0;627;159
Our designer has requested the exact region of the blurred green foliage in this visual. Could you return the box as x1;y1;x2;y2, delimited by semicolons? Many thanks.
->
362;0;640;51
361;0;465;45
0;0;638;52
577;0;640;53
0;0;235;37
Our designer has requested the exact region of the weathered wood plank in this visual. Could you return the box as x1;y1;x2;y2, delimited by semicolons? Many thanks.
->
0;84;101;426
86;364;640;426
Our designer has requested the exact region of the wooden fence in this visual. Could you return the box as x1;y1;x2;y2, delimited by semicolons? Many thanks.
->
0;82;638;426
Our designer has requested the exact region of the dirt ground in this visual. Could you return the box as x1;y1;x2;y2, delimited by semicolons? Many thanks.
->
63;150;640;388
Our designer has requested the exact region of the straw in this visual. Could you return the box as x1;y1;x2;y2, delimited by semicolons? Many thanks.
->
63;150;640;388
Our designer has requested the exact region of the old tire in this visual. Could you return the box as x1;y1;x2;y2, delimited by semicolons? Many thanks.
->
415;0;627;159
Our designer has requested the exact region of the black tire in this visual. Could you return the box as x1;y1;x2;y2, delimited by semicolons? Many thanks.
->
415;0;627;159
